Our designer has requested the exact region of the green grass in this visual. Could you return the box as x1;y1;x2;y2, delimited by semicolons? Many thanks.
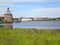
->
0;28;60;45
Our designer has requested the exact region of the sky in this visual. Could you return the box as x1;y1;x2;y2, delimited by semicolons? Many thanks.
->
0;0;60;18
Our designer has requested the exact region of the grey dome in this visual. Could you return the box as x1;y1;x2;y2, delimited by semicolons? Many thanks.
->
5;8;12;15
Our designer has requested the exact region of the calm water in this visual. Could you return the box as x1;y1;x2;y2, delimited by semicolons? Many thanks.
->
0;21;60;29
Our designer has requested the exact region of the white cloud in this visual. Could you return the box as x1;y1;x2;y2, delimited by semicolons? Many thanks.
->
0;0;60;3
30;7;60;17
32;7;60;12
0;0;60;17
0;4;14;7
0;0;45;3
12;7;60;17
0;0;60;7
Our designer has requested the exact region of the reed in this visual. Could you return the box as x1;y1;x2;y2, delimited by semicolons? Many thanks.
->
0;28;60;45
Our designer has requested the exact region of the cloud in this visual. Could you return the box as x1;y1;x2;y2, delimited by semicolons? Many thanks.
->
32;7;60;12
0;4;14;7
0;0;60;3
12;7;60;18
0;0;60;18
30;7;60;17
0;0;45;3
0;0;60;7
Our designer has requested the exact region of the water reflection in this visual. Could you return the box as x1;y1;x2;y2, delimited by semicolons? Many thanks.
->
0;21;60;29
0;24;13;29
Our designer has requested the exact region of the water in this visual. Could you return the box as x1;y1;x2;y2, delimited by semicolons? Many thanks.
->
0;21;60;29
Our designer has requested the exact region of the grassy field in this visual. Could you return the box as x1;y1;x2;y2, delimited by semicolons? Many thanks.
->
0;28;60;45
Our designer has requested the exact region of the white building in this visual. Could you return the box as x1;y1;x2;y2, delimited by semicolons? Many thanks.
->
21;18;32;21
33;17;43;21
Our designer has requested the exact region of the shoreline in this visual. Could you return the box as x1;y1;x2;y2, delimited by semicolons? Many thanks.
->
0;27;60;30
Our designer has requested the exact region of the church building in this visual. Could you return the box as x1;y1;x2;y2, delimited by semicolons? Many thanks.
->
4;8;13;23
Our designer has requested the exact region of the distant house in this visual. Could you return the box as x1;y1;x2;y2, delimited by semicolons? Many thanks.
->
55;18;60;20
33;18;44;21
21;17;32;21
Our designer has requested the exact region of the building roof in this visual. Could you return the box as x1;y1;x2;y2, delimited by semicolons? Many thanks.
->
5;8;12;15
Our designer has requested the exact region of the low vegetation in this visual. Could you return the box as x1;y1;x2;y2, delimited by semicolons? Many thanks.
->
0;28;60;45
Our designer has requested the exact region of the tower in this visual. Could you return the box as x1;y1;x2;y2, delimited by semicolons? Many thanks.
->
4;8;13;23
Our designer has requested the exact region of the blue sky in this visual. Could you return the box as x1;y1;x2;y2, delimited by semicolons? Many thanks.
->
0;0;60;18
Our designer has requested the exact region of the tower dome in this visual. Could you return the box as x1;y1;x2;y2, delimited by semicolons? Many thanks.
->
5;8;12;15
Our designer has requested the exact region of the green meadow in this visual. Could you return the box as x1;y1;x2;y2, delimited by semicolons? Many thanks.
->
0;28;60;45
